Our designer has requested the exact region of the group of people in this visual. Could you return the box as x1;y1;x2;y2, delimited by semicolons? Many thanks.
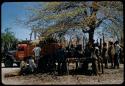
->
102;41;122;69
20;40;122;75
72;40;122;75
83;40;122;70
20;44;42;75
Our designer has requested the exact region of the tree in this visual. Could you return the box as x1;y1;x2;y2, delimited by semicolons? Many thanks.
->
26;1;123;45
1;28;18;52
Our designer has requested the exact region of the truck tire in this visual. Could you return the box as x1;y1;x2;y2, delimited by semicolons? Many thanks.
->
4;59;13;67
16;62;20;67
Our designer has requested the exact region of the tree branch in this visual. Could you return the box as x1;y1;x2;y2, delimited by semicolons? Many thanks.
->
82;28;90;33
96;17;107;28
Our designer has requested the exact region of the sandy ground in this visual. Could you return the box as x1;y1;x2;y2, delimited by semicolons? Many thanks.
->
1;63;124;85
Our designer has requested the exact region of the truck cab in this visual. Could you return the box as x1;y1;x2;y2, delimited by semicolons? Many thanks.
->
16;43;35;61
4;41;35;67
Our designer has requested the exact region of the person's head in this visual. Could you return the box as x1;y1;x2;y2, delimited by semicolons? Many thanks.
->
115;41;119;45
36;44;39;47
94;43;99;47
28;56;32;59
109;41;113;45
103;42;107;47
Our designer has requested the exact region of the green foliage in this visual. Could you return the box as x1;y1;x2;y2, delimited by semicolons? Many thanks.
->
44;7;85;21
1;28;18;51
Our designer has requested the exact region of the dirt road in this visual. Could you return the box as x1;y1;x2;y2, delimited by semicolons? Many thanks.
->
1;64;124;85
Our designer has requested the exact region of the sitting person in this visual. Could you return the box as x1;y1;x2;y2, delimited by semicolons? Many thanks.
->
20;57;36;75
20;58;29;75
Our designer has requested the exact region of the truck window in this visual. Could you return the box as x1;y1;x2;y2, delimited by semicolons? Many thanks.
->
18;47;24;51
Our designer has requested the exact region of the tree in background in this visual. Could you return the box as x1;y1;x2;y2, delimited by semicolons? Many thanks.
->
1;28;18;52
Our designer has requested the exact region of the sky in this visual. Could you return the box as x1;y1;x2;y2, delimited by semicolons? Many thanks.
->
1;2;40;40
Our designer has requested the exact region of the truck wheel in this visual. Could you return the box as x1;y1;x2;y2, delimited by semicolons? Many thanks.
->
4;59;13;67
16;62;20;67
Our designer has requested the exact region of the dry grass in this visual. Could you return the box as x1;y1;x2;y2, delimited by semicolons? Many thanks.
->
1;64;124;85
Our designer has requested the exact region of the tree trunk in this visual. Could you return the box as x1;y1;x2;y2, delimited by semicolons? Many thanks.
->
88;28;95;44
100;38;102;54
103;33;105;43
34;31;36;40
30;31;33;41
2;43;5;53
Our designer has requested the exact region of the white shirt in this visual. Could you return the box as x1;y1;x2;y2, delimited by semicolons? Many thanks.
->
115;44;121;54
33;47;41;56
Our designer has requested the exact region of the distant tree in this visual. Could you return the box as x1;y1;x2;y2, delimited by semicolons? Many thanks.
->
1;28;18;52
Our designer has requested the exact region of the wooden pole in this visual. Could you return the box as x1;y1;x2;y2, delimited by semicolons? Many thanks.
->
100;38;102;54
34;31;37;40
83;35;84;50
97;39;99;45
102;33;105;44
30;31;33;41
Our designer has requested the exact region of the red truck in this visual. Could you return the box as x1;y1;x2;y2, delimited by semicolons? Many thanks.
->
3;41;35;67
3;40;61;67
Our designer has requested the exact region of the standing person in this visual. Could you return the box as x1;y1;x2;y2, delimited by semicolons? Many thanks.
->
102;42;108;68
92;43;100;75
108;41;115;68
84;44;92;71
114;41;121;69
70;44;75;57
56;46;67;75
83;43;94;74
28;56;37;73
32;44;41;68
